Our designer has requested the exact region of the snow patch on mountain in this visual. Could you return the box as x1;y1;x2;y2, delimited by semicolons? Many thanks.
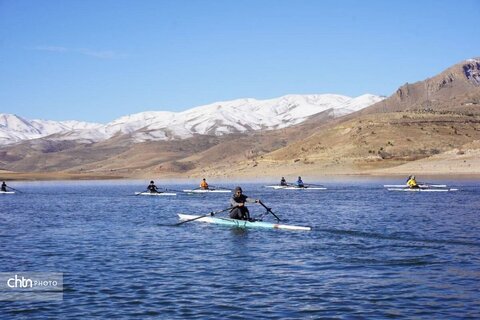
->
0;114;103;145
0;93;384;145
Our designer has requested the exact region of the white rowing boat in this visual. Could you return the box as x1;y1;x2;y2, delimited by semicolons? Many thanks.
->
178;214;312;231
135;192;177;196
266;185;326;190
0;191;15;195
383;184;447;188
183;189;231;193
387;188;458;192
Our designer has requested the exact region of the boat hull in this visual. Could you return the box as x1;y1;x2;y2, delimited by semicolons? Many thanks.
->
383;184;447;188
178;214;311;231
183;189;231;193
135;192;177;196
268;186;326;190
387;188;458;192
0;191;15;194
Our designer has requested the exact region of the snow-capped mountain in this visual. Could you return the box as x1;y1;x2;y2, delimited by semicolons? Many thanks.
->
0;93;384;145
0;114;103;145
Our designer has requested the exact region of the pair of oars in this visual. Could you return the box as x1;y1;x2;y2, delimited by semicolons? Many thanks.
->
175;200;280;226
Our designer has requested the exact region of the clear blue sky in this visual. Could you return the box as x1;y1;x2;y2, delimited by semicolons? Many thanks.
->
1;0;479;123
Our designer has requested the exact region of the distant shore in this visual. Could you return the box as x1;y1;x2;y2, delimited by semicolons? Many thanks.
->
2;169;479;182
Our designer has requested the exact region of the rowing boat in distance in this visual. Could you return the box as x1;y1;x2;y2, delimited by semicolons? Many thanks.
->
383;184;447;188
182;189;231;193
265;185;327;190
178;214;312;231
386;188;458;192
135;192;177;196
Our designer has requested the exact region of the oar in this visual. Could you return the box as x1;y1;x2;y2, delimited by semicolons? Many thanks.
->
183;186;204;193
418;182;446;188
258;201;281;222
6;185;23;193
306;183;324;187
175;207;234;226
135;189;149;196
210;185;231;190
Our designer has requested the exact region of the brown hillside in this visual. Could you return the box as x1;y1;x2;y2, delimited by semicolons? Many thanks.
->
359;58;480;114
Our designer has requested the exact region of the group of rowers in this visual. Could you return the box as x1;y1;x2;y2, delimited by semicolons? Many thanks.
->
0;175;424;223
145;177;310;222
146;178;257;221
0;174;433;224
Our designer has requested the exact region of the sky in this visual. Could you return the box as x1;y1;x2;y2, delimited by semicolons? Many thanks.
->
0;0;479;123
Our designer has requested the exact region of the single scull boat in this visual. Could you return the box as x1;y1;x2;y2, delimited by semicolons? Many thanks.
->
383;184;447;188
135;192;177;196
266;185;326;190
183;189;231;193
178;214;312;231
387;188;458;192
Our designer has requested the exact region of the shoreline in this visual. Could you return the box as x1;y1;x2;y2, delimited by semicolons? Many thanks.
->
2;170;480;182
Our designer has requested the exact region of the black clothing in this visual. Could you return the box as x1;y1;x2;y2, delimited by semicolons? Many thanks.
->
230;193;256;220
147;184;158;193
1;183;6;192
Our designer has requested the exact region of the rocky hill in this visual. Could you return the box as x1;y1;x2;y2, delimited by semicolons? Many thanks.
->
359;58;480;115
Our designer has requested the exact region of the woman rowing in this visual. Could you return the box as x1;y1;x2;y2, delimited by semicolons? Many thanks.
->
406;175;419;189
280;177;287;186
296;176;305;188
1;181;7;192
200;178;209;190
229;186;260;221
147;180;160;193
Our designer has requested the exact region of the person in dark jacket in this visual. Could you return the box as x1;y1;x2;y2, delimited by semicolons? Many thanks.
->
147;181;160;193
280;177;287;186
1;181;7;192
229;186;260;221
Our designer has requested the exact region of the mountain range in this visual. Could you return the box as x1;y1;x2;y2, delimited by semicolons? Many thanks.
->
1;58;479;179
0;94;382;145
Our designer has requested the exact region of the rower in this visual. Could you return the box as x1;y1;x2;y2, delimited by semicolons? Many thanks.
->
229;186;260;221
406;175;419;189
200;178;209;190
147;180;160;193
296;176;304;188
280;177;287;186
1;181;7;192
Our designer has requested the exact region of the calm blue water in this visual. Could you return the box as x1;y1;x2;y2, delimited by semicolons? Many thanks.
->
1;179;479;319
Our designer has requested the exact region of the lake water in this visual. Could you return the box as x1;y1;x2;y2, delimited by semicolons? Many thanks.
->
1;179;479;319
